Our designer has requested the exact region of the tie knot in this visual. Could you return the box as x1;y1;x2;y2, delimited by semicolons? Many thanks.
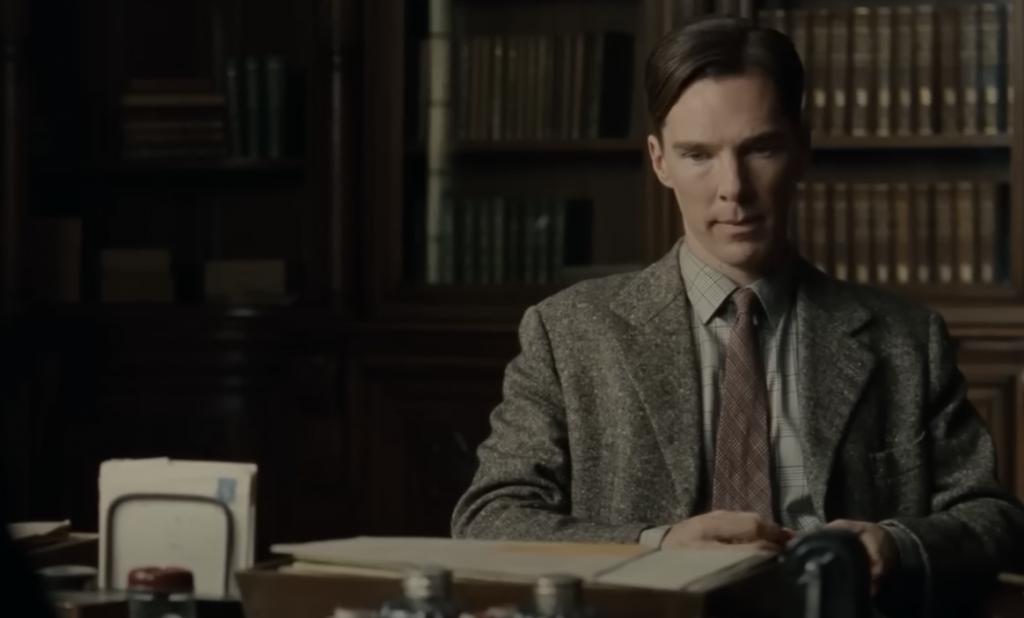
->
731;287;761;317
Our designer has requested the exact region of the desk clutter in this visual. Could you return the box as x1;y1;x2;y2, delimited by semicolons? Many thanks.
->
233;531;874;618
327;568;604;618
236;541;778;618
5;459;891;618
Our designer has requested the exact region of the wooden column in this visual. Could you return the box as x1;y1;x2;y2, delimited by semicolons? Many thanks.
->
1;0;28;312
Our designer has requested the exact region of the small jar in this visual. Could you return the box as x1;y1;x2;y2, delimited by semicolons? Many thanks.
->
126;566;196;618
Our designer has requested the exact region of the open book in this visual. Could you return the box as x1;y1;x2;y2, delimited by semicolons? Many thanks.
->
271;537;775;592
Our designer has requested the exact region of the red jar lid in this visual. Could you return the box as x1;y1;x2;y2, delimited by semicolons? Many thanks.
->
127;567;194;593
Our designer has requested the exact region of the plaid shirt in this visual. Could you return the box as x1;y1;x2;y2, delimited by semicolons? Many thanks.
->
639;242;821;547
679;241;821;531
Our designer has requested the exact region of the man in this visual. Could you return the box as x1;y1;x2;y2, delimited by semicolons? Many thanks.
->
451;14;1024;618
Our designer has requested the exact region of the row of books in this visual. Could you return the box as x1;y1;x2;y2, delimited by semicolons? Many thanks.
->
417;197;593;285
117;55;292;161
415;180;1008;288
414;2;1012;145
224;55;293;159
418;33;634;143
761;3;1014;138
671;0;755;21
119;79;227;160
99;249;290;304
791;181;1009;286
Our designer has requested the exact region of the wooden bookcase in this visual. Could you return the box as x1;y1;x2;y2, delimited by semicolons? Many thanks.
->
0;0;353;314
364;0;1024;330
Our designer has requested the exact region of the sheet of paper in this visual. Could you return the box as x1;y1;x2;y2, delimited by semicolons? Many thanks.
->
595;547;774;591
98;458;257;597
272;537;651;583
8;521;71;546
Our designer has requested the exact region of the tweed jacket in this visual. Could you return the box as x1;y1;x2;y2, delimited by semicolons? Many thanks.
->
451;241;1024;616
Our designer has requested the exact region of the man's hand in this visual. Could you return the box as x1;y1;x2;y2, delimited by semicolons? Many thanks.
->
824;519;899;595
661;510;794;551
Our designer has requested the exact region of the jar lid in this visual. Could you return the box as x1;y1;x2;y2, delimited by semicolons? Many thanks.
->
127;567;194;593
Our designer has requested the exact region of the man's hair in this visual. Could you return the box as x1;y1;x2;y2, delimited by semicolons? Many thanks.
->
644;15;805;135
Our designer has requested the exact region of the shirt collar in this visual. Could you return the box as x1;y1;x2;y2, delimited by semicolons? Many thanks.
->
678;239;797;327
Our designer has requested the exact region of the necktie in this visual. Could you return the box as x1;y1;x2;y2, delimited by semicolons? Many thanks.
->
710;287;775;521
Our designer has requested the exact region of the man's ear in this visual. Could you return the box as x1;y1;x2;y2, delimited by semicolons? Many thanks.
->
647;133;672;188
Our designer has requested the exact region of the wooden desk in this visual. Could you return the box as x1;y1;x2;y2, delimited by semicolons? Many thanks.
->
51;592;243;618
48;582;1021;618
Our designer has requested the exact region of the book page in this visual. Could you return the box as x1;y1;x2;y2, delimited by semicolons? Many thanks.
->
272;537;650;583
595;548;775;591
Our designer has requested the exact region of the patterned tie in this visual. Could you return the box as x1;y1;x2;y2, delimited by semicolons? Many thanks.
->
710;287;775;521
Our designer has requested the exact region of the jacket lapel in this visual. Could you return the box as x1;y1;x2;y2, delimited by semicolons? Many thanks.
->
610;241;704;517
794;261;877;519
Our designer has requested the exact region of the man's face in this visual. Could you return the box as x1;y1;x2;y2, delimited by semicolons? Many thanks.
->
647;71;806;277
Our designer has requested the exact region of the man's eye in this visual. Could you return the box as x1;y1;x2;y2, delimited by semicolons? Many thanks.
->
749;143;780;156
682;151;709;162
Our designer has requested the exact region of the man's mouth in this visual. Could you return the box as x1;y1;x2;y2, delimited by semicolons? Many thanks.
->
720;217;764;226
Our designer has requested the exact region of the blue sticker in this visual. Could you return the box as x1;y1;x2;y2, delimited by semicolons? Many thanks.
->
217;478;236;504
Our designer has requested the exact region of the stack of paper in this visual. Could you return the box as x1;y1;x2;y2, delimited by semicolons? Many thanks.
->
8;521;71;548
98;458;258;597
271;537;774;592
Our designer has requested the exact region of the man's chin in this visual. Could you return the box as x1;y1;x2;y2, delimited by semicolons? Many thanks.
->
718;243;771;269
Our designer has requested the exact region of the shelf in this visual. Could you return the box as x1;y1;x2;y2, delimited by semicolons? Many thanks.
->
26;302;329;323
87;158;306;175
407;134;1011;155
813;135;1011;150
407;139;643;154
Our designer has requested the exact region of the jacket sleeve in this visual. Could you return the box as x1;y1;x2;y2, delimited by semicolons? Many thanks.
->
450;305;650;543
879;312;1024;617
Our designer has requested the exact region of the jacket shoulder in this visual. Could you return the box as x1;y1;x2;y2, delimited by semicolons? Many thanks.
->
532;270;642;323
823;274;942;335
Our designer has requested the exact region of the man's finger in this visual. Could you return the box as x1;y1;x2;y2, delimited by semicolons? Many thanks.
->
702;513;786;543
754;518;793;543
696;514;759;541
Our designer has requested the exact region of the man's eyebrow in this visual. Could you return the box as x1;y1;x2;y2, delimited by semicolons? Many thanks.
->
670;130;788;152
670;141;708;152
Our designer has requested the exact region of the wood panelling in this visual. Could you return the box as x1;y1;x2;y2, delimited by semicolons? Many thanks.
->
1;0;28;307
1;307;350;556
964;363;1024;497
347;344;510;537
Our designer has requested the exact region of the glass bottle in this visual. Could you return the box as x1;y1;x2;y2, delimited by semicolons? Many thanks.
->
379;565;462;618
515;575;602;618
126;566;196;618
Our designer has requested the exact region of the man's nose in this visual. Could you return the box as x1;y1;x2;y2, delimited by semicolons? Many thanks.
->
716;153;750;203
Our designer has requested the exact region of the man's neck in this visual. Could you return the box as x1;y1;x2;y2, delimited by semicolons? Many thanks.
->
684;237;794;288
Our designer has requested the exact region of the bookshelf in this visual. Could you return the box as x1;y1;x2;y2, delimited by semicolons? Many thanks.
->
363;0;654;320
6;0;347;312
761;0;1019;306
361;0;1023;322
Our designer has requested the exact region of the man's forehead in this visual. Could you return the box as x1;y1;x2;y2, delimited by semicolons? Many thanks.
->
662;76;787;138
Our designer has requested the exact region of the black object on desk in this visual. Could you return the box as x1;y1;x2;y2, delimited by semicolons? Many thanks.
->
782;529;872;618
